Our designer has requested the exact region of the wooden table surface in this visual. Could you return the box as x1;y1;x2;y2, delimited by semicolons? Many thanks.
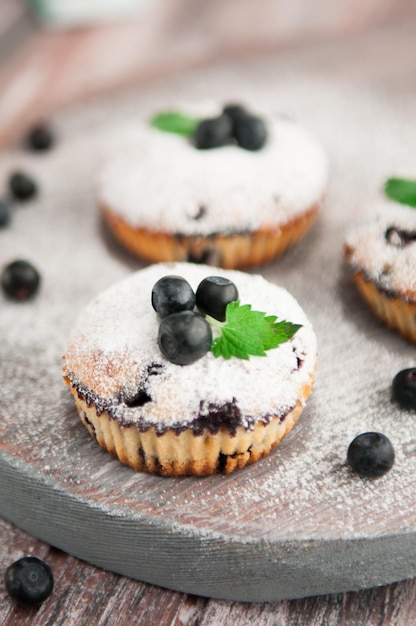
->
1;4;416;624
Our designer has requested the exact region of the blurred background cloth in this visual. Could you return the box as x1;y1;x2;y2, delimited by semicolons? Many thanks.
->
5;0;416;42
28;0;152;26
0;0;415;146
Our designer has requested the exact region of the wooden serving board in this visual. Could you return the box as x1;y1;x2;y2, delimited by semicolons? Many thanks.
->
1;59;416;603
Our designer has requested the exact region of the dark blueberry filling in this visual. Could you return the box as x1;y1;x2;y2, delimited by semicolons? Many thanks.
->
74;383;110;416
385;226;416;247
174;228;252;264
361;270;416;303
191;204;207;220
123;389;152;408
385;226;416;246
218;452;229;472
69;332;303;435
187;248;220;265
83;414;97;438
192;399;242;436
175;226;252;240
295;356;304;370
147;362;164;376
217;445;256;472
69;372;294;437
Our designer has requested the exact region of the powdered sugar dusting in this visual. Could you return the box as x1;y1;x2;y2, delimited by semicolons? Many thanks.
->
63;262;316;428
345;198;416;297
98;116;328;234
0;62;415;554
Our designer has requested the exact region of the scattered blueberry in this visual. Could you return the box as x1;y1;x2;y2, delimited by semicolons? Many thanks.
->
152;275;196;318
25;122;54;152
347;432;395;478
233;115;267;151
0;199;11;227
158;311;212;365
5;556;54;606
8;171;38;202
1;259;41;300
196;276;239;322
392;368;416;409
194;114;232;149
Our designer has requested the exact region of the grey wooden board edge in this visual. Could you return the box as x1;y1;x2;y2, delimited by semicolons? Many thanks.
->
1;450;415;603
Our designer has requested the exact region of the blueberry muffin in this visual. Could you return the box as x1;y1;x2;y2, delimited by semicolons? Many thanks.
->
345;199;416;342
98;104;328;268
63;262;318;475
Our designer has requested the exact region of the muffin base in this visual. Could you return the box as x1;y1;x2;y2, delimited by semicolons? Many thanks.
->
101;204;318;269
69;375;315;477
353;271;416;343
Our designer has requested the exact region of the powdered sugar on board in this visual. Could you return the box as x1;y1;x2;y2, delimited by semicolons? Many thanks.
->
0;59;416;574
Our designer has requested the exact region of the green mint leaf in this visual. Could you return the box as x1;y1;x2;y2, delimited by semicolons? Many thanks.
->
384;177;416;208
150;111;200;136
210;300;302;360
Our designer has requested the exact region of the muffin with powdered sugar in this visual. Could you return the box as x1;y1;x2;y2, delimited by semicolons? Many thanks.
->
345;178;416;342
63;262;317;476
98;103;328;269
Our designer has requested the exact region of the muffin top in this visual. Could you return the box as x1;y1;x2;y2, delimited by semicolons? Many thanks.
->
63;263;317;433
98;115;328;236
345;199;416;300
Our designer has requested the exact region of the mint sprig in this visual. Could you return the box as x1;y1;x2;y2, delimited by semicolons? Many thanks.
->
384;177;416;208
150;111;200;136
209;300;302;360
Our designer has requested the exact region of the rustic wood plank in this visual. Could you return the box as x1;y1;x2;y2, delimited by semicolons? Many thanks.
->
1;517;416;625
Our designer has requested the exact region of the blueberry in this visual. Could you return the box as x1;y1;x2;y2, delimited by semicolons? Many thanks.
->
152;275;196;318
1;259;41;300
222;103;249;126
158;311;212;365
8;171;38;202
234;115;267;151
196;276;239;322
5;556;54;606
0;199;11;227
25;122;54;152
392;368;416;409
194;114;232;149
347;432;395;478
